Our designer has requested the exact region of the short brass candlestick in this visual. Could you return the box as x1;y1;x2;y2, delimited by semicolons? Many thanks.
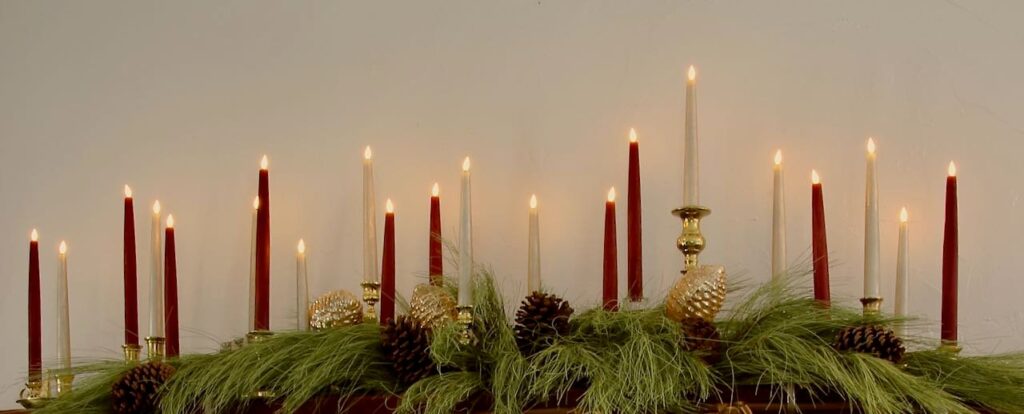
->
673;206;711;271
17;377;51;409
939;339;962;355
123;343;141;363
361;281;381;323
456;305;475;345
55;372;74;396
244;330;277;399
860;297;883;316
145;336;166;360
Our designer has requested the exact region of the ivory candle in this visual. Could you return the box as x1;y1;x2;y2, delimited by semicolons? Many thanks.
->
895;208;909;337
149;201;163;337
296;239;309;331
771;150;786;279
458;157;474;306
683;65;699;206
863;138;881;299
363;147;379;285
56;241;70;372
527;194;540;293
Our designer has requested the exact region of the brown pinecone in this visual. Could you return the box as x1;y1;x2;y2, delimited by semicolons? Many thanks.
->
832;325;906;364
111;361;176;414
680;317;721;353
514;291;574;355
382;316;436;386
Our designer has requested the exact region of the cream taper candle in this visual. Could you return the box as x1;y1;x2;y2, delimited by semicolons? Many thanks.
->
863;138;880;299
363;146;378;284
527;194;540;292
458;157;474;306
772;150;786;279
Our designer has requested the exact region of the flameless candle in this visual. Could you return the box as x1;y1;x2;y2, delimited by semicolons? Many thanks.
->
123;185;139;347
811;170;831;304
364;147;379;285
895;208;909;337
296;239;309;331
149;201;163;337
56;241;70;372
164;215;179;357
429;183;443;285
249;196;258;331
458;157;474;306
381;199;396;324
528;194;541;293
627;128;643;302
28;229;41;382
603;188;618;311
683;65;699;206
772;151;787;279
863;138;881;299
255;156;271;331
942;161;959;344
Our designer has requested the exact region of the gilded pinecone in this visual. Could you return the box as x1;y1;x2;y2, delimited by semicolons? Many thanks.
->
832;325;906;364
111;361;176;414
382;316;436;386
514;291;574;355
680;317;721;356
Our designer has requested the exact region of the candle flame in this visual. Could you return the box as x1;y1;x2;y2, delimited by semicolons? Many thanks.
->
253;196;260;210
948;161;957;177
687;65;696;81
166;214;175;228
462;157;471;172
774;150;782;166
297;239;306;254
31;229;38;242
629;128;638;143
386;198;394;213
124;185;132;198
364;146;372;160
59;241;67;255
811;169;820;184
529;194;537;209
260;155;269;170
900;207;908;223
867;137;876;155
153;200;161;214
432;182;439;197
607;187;616;202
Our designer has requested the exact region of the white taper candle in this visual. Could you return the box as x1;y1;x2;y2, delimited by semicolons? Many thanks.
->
363;146;378;284
527;194;540;292
895;207;909;336
864;138;881;298
772;150;787;279
56;241;71;371
149;201;164;337
458;157;474;306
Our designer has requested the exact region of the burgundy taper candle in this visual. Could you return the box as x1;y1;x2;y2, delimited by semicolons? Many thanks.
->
429;183;443;285
811;170;831;304
28;230;41;382
255;156;271;331
603;188;619;311
626;129;643;302
164;215;179;357
941;162;959;343
380;199;396;324
123;186;139;346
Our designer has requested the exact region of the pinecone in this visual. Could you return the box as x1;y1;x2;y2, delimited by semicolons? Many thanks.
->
381;316;436;386
110;361;176;414
514;291;574;355
680;317;721;355
832;325;906;364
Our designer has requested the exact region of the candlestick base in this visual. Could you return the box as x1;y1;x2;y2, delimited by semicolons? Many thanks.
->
244;330;277;399
55;372;74;396
123;343;141;363
361;281;381;323
17;379;52;409
939;340;962;355
672;206;711;271
860;297;883;316
456;305;475;346
145;336;166;360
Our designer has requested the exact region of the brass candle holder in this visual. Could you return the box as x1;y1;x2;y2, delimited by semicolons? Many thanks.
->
55;371;74;396
17;377;51;409
939;339;962;355
456;305;475;345
123;343;141;363
244;330;277;399
666;205;728;323
145;336;166;360
672;206;711;271
361;281;381;323
860;297;883;316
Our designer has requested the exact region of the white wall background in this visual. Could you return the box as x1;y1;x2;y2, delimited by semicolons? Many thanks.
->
3;0;1024;406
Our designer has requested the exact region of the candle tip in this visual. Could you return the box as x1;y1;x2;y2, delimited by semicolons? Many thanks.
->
153;200;161;214
462;157;471;172
166;214;175;228
687;65;696;81
59;241;67;254
297;239;306;254
364;146;372;160
432;182;439;197
253;196;260;210
774;150;782;166
867;137;876;154
900;207;908;223
124;185;132;198
811;169;821;184
386;198;394;213
629;128;638;143
948;161;957;177
607;187;616;202
260;155;269;170
31;229;38;242
529;194;537;209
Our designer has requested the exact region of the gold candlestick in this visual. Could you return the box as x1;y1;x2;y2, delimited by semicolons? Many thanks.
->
939;339;962;355
673;206;711;271
666;206;728;323
145;336;166;360
17;378;51;409
55;372;74;396
456;305;475;345
361;281;381;323
860;297;883;316
122;343;141;363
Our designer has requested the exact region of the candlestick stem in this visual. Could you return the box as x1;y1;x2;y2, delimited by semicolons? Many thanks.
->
145;336;166;360
860;297;883;316
456;305;475;345
673;206;710;271
361;281;381;323
122;343;141;363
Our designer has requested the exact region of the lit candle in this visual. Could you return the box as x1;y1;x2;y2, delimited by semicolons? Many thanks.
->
164;215;179;357
56;241;70;372
249;196;258;331
149;201;163;337
626;128;643;302
255;155;271;331
458;157;474;306
863;138;881;299
811;170;831;304
683;65;699;206
123;185;139;347
941;161;959;344
603;188;618;311
363;147;379;286
381;199;396;324
429;183;443;285
296;239;309;331
771;150;786;279
895;207;909;337
527;194;541;293
28;229;41;382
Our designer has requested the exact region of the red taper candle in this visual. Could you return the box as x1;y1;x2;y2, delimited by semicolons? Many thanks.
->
164;215;179;357
429;183;443;285
941;162;959;343
28;229;41;382
811;170;831;304
381;199;396;324
255;155;271;331
123;185;139;346
626;128;643;302
603;188;619;311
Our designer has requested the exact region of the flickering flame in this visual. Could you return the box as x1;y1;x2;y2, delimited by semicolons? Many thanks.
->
260;155;269;170
774;150;782;166
811;170;820;184
948;161;957;177
900;207;908;223
529;194;537;209
364;146;372;160
629;128;638;143
688;65;696;81
59;241;67;255
607;187;616;202
386;198;394;213
297;239;306;254
124;185;132;198
31;229;38;242
432;182;439;197
166;214;175;228
153;200;161;214
867;138;876;155
253;196;260;210
462;157;471;172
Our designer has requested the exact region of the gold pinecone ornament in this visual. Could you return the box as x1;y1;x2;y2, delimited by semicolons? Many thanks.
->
381;316;437;387
308;289;364;330
514;291;574;356
408;283;457;330
110;361;176;414
832;325;906;364
665;265;727;323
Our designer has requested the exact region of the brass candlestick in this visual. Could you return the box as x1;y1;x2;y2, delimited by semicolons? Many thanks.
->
456;305;475;345
55;372;74;396
145;336;166;360
17;377;51;409
673;206;711;271
666;205;728;323
860;297;883;316
244;330;277;399
123;343;141;363
939;339;962;355
361;281;381;323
